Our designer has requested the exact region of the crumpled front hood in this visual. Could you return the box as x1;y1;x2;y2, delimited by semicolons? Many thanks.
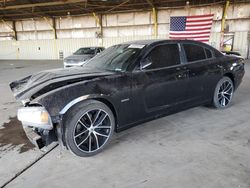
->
64;55;93;63
10;67;114;101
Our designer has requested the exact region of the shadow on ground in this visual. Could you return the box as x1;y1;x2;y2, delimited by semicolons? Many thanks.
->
0;117;34;153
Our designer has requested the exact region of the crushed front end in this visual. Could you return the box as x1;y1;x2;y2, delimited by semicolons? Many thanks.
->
17;106;58;149
8;70;67;149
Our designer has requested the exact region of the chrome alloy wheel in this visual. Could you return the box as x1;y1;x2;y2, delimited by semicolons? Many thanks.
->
73;109;112;153
217;80;234;107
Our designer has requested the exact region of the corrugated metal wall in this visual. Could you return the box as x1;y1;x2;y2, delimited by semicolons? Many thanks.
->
0;3;249;59
0;34;221;60
0;41;17;59
233;32;249;58
18;40;55;59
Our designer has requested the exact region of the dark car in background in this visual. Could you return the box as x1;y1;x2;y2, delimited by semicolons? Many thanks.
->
10;40;245;157
63;47;105;68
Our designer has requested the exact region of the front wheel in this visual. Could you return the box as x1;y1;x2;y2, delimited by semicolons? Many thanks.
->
64;100;115;157
213;76;234;109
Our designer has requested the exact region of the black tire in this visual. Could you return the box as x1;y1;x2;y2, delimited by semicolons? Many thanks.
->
213;76;234;109
64;100;115;157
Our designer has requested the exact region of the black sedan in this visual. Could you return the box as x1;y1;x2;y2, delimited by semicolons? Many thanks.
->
10;40;245;157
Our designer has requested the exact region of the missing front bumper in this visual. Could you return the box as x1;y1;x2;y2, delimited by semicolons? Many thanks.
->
23;127;44;149
22;126;58;149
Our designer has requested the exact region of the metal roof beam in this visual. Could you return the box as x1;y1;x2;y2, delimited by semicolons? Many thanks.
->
146;0;154;7
0;0;87;10
105;0;130;12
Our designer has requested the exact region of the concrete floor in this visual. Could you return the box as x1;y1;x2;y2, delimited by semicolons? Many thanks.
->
0;60;250;188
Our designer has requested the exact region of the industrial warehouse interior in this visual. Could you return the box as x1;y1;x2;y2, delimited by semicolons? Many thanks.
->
0;0;250;187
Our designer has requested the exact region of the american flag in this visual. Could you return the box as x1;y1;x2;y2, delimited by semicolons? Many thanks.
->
169;14;214;43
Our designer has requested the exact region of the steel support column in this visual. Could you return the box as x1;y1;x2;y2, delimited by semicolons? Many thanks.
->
220;0;230;50
152;7;158;38
93;12;103;46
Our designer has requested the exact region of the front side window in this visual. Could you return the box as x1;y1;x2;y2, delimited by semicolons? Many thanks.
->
144;44;180;69
183;44;206;62
83;44;141;72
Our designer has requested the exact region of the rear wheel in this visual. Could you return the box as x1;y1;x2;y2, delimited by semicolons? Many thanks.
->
64;100;115;157
213;76;234;109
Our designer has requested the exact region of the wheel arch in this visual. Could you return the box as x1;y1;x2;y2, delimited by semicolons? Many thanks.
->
223;72;235;87
59;94;118;130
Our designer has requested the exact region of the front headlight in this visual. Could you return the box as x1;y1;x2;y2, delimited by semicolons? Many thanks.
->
17;107;53;130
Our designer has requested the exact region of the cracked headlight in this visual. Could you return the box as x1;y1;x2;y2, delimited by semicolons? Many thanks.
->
17;107;53;130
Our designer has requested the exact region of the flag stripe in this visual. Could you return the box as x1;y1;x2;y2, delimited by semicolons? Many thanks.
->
170;34;210;38
187;19;213;23
170;32;210;35
186;21;213;26
186;23;213;27
169;30;211;34
186;16;213;21
185;26;212;31
170;35;209;39
186;26;211;31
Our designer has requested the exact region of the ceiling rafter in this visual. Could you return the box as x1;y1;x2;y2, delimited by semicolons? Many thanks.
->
146;0;154;7
0;0;87;10
0;0;249;21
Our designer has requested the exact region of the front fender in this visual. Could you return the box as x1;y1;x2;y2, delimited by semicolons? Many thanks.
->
31;77;121;117
59;94;112;114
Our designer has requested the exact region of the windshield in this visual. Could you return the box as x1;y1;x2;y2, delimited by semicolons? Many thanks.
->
73;48;96;55
83;44;142;72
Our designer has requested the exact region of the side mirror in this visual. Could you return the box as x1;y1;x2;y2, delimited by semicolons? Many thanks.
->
140;58;152;70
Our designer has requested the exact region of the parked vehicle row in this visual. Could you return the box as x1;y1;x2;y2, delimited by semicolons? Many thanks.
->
63;47;105;68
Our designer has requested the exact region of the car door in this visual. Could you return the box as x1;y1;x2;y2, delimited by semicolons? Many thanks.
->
130;43;190;122
181;43;222;102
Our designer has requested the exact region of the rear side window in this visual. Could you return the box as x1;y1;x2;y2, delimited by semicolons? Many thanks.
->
146;44;180;69
205;48;212;58
183;44;206;62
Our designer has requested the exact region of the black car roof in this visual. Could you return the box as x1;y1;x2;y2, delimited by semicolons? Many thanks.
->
121;39;217;51
79;47;104;49
122;39;207;45
122;39;163;45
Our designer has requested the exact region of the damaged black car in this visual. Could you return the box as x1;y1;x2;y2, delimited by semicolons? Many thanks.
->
10;40;245;157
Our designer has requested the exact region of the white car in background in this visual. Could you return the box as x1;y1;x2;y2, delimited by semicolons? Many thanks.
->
64;47;105;68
